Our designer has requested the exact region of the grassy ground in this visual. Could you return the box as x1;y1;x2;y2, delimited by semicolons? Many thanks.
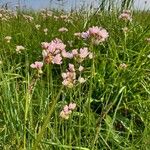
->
0;8;150;150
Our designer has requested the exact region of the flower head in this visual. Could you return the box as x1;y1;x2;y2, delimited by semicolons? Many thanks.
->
60;102;76;120
16;45;25;53
5;36;11;43
119;10;132;21
58;27;68;32
30;61;43;70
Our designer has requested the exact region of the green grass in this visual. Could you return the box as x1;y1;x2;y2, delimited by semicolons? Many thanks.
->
0;7;150;150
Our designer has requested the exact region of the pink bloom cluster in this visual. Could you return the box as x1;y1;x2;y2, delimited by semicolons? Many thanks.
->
30;61;43;74
30;61;43;69
62;64;86;88
60;102;76;119
62;64;76;88
42;38;67;64
75;26;109;44
119;10;132;21
71;47;93;62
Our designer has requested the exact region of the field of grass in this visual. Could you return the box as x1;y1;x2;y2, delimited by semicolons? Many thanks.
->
0;7;150;150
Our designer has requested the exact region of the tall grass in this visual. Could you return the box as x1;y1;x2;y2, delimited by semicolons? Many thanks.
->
0;5;150;150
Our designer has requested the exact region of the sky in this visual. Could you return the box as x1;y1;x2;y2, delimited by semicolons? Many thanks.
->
1;0;150;11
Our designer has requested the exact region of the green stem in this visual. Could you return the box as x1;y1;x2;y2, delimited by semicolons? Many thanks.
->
32;86;63;150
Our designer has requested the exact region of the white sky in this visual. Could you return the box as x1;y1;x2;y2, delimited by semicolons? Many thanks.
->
1;0;150;11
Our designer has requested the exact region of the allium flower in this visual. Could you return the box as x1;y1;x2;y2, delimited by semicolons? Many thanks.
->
62;50;73;59
119;63;127;69
80;26;109;44
35;24;41;30
79;47;89;58
74;32;81;37
147;54;150;58
78;77;86;83
71;47;92;62
146;38;150;43
68;103;76;110
62;64;76;88
88;26;109;43
5;36;11;43
60;15;68;19
58;27;68;32
44;28;48;35
41;42;49;49
89;52;93;59
119;10;132;21
69;63;75;72
122;27;129;33
60;102;76;120
30;61;43;70
42;38;66;64
54;16;59;20
72;49;78;56
16;45;25;53
81;31;89;39
78;65;84;72
23;15;34;22
52;54;62;64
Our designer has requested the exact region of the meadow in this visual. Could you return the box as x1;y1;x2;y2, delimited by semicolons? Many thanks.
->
0;6;150;150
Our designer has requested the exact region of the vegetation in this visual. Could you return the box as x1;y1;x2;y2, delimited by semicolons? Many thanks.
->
0;4;150;150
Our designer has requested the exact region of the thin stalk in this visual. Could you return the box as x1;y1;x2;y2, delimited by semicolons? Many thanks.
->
32;85;63;150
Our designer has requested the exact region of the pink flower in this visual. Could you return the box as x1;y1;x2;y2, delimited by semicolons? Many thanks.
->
72;49;78;56
60;102;76;120
79;47;89;58
62;50;73;59
88;26;109;43
41;42;49;49
119;10;132;21
63;105;69;112
42;38;66;64
52;54;62;64
80;26;109;44
62;64;76;88
58;27;68;32
81;31;89;39
68;103;76;110
30;61;43;69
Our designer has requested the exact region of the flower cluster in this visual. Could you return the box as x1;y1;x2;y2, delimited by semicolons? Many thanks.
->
5;36;12;43
62;64;86;88
16;45;25;53
23;15;34;22
75;26;109;44
60;102;76;120
42;38;66;64
30;61;43;74
62;64;76;88
71;47;93;62
58;27;68;32
119;10;132;22
30;61;43;69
